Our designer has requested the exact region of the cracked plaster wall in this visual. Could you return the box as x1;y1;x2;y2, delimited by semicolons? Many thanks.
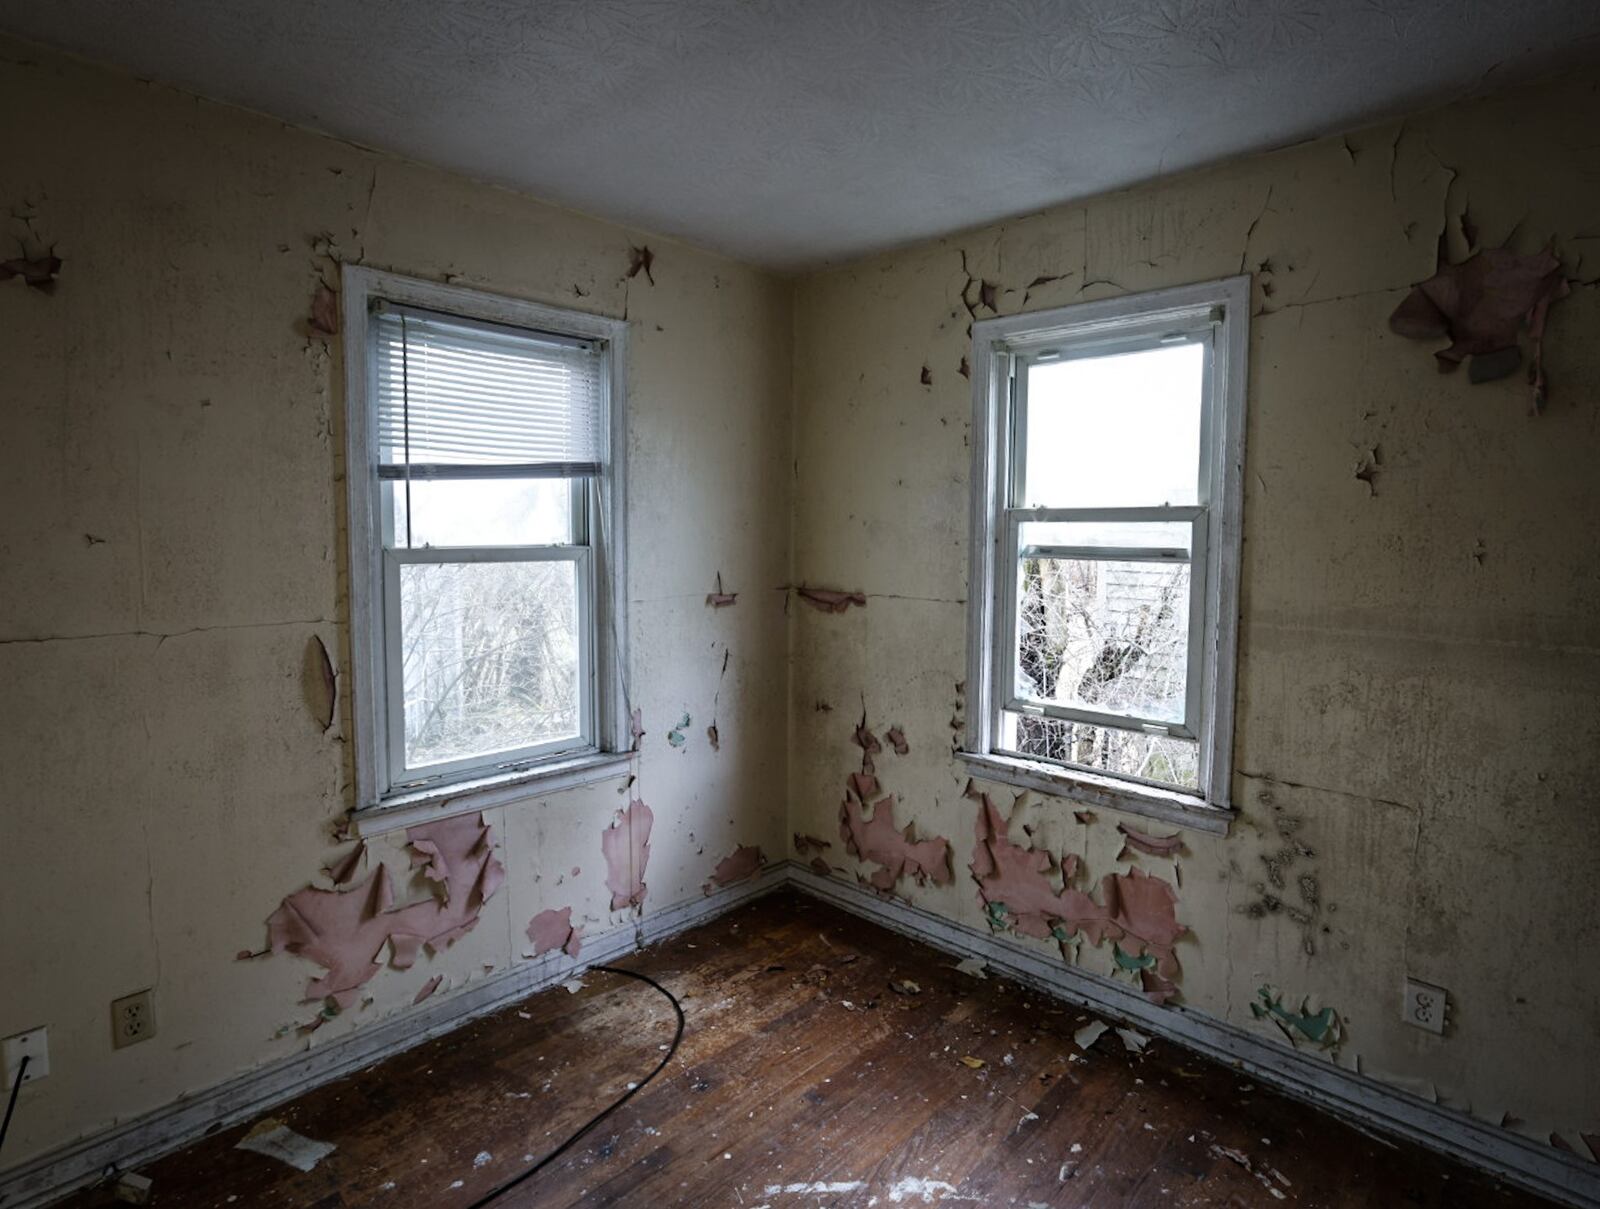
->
0;38;790;1167
788;70;1600;1147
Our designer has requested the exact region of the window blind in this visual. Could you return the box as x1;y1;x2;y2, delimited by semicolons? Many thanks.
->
374;304;603;478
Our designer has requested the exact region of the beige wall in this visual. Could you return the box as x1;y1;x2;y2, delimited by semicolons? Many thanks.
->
0;40;791;1165
789;71;1600;1146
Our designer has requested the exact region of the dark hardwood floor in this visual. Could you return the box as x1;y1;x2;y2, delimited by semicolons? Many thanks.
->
62;890;1547;1207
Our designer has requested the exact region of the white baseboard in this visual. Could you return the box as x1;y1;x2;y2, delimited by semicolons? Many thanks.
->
6;861;1594;1209
787;864;1600;1209
0;865;787;1209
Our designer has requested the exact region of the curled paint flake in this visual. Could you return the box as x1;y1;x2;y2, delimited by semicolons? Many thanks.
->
1388;244;1569;409
706;571;737;607
309;283;338;336
706;723;719;750
413;975;443;1005
885;726;909;756
0;254;61;291
626;245;655;285
630;708;645;749
794;585;867;613
322;841;364;886
1250;985;1342;1048
1117;823;1182;856
793;833;832;854
703;845;766;894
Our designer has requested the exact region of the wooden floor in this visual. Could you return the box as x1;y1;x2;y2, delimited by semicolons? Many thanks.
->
63;890;1548;1208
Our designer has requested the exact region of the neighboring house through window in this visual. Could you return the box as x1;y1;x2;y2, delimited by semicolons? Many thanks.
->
342;268;630;819
962;276;1249;832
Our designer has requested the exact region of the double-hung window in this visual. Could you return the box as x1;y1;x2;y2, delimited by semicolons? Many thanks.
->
343;268;629;816
963;277;1248;831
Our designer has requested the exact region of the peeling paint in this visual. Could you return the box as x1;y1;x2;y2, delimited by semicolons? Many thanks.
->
0;252;60;290
839;775;951;894
794;585;867;613
967;782;1185;993
601;799;653;911
703;844;766;893
666;711;691;748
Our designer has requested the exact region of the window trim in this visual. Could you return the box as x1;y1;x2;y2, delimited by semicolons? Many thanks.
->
961;275;1248;834
341;266;630;818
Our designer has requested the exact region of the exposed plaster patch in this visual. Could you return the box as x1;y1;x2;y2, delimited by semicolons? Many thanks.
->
1237;790;1327;957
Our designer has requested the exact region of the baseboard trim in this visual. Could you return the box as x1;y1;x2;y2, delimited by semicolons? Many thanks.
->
0;866;787;1209
786;865;1600;1209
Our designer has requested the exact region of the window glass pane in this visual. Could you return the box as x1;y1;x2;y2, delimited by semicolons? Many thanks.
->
399;559;581;769
1018;519;1190;556
388;478;573;548
1021;342;1204;508
1015;556;1190;723
1000;710;1198;790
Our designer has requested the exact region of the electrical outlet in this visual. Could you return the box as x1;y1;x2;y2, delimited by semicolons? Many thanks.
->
1402;977;1448;1035
3;1027;49;1086
112;989;156;1049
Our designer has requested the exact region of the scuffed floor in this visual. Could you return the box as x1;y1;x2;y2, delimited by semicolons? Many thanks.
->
60;892;1548;1207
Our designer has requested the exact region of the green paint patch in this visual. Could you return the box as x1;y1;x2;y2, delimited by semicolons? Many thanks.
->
1251;985;1341;1048
1113;943;1157;972
666;712;691;748
985;901;1011;930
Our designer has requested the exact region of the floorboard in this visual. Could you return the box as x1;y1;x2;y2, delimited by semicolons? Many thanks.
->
58;890;1550;1207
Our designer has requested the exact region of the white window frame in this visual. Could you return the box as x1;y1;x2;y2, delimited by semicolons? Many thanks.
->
342;267;631;828
961;276;1249;834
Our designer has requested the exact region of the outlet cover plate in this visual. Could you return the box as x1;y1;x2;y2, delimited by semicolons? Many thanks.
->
112;989;157;1049
1402;977;1448;1035
3;1028;49;1085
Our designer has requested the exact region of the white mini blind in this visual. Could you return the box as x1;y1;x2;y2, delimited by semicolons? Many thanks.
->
374;304;603;476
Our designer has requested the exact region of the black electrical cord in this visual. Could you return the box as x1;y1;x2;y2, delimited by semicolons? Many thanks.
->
465;965;685;1208
0;1054;30;1160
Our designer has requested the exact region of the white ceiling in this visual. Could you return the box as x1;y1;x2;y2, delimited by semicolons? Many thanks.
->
4;1;1599;269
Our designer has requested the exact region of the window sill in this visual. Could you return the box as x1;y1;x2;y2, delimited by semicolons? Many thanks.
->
348;750;635;837
956;750;1233;836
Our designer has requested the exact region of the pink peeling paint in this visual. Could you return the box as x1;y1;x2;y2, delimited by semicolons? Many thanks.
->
526;906;576;957
413;975;442;1005
602;799;654;910
264;814;506;1009
704;845;766;894
968;783;1186;991
885;726;909;756
839;786;952;893
266;866;398;1008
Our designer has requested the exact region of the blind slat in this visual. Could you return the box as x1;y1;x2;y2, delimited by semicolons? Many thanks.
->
374;308;603;468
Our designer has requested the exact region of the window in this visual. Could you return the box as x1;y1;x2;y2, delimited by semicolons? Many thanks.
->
962;277;1248;831
343;268;629;814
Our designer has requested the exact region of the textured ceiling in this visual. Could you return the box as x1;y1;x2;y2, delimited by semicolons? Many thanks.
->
4;1;1599;269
